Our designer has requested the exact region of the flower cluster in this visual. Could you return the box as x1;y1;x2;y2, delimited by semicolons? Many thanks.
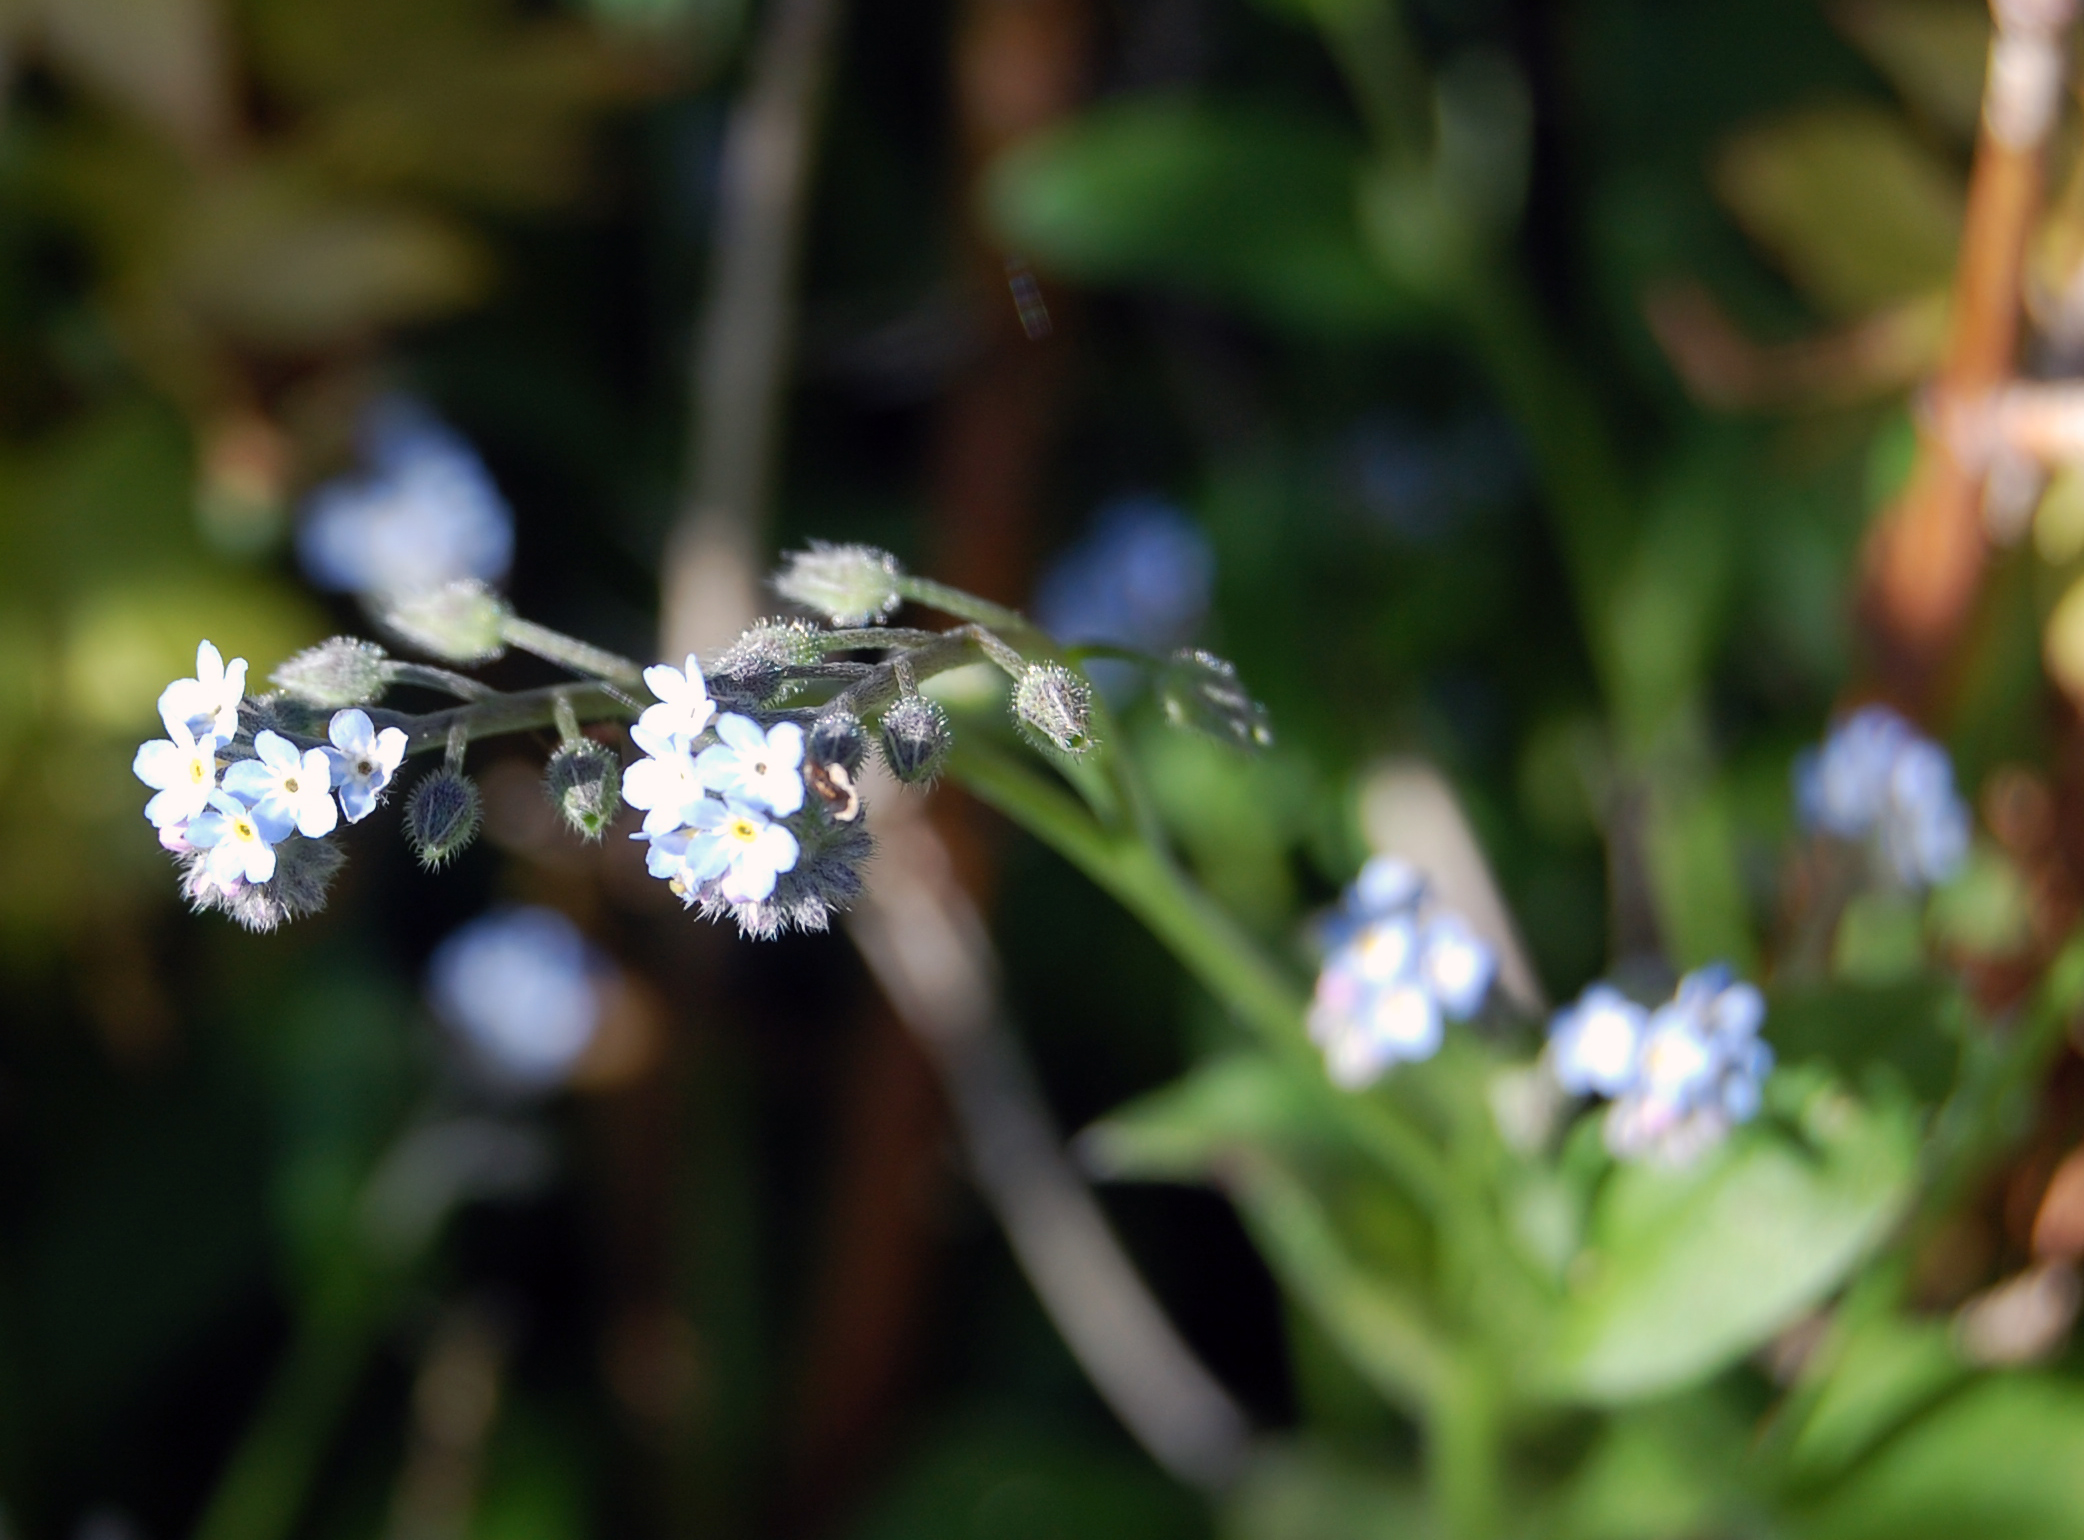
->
428;906;604;1094
1308;856;1497;1089
134;642;407;930
1548;965;1773;1164
623;656;869;938
1795;704;1970;888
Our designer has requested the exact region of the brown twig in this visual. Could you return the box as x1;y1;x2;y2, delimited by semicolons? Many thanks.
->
1859;0;2078;705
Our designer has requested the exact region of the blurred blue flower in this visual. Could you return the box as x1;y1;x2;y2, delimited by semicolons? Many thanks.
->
1033;497;1214;653
298;396;514;598
1309;856;1497;1089
1548;964;1773;1163
427;907;604;1093
1795;704;1970;887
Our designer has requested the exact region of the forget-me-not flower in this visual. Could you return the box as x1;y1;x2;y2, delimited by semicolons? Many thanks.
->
187;788;289;888
685;797;801;903
1033;498;1214;653
224;729;340;838
695;714;805;817
158;640;247;744
297;396;513;599
133;717;223;832
1547;965;1773;1163
622;724;709;835
1796;704;1970;887
1308;856;1498;1089
638;654;717;745
427;906;603;1093
325;708;408;823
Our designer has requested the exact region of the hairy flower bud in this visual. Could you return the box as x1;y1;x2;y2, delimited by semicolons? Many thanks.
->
774;542;904;625
406;768;483;869
1012;663;1097;754
879;694;950;784
1157;649;1273;750
708;618;824;708
272;636;390;708
378;580;510;663
805;711;866;821
180;836;344;932
545;738;623;840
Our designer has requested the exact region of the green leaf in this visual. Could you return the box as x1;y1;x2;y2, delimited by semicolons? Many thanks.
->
1785;1310;1964;1480
1799;1377;2084;1540
984;96;1420;337
1079;1053;1324;1183
1714;104;1962;315
1833;0;1989;143
1537;1074;1916;1404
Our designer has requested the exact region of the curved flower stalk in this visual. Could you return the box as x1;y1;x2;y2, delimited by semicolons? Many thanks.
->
132;545;1277;940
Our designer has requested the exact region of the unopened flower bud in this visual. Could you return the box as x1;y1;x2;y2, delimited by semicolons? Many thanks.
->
378;580;510;663
545;738;623;841
272;636;390;708
709;618;824;708
406;768;483;869
1013;663;1097;754
1157;649;1273;750
879;694;950;784
774;542;904;626
805;712;867;821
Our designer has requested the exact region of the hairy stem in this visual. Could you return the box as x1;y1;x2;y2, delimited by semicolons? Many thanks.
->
388;682;635;756
498;616;648;691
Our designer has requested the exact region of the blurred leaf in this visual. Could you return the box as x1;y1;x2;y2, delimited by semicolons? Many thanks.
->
31;0;233;156
1080;1053;1323;1182
1538;1073;1916;1404
1785;1310;1964;1480
1767;980;1956;1102
1831;892;1926;984
1928;845;2033;958
171;166;489;349
1832;0;1988;142
1714;104;1962;315
1798;1376;2084;1539
985;96;1420;337
1554;1400;1749;1540
1642;780;1755;973
1222;1442;1427;1540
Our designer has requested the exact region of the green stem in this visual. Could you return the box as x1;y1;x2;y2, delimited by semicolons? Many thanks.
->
498;616;648;691
383;661;495;701
893;575;1050;649
387;682;636;756
1430;1360;1501;1540
948;737;1454;1209
191;1281;383;1540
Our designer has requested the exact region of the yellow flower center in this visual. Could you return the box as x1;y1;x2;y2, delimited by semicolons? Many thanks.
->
727;817;761;843
232;817;255;841
283;776;299;793
188;758;207;784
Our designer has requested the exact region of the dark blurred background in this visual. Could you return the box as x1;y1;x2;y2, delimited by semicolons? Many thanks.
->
0;0;1979;1535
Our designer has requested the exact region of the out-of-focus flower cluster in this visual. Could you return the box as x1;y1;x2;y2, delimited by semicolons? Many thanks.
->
1796;704;1970;888
624;656;870;938
1548;965;1773;1164
428;907;604;1095
1308;856;1496;1088
133;641;407;930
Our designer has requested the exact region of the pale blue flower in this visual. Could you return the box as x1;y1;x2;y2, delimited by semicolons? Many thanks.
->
1033;498;1214;653
426;906;603;1093
298;396;513;598
1796;705;1970;887
325;708;408;823
695;714;805;817
622;723;708;835
187;788;289;887
157;640;247;744
638;654;716;745
223;729;339;838
1548;983;1647;1098
133;717;223;831
683;797;800;903
1549;964;1773;1163
1309;859;1495;1089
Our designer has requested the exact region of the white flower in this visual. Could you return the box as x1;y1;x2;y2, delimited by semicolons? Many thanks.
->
696;713;805;817
638;654;716;745
158;640;247;743
622;724;709;836
187;789;288;886
1418;915;1495;1017
1548;984;1648;1098
685;797;801;902
224;730;340;838
133;718;223;830
325;708;408;823
1796;705;1970;887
